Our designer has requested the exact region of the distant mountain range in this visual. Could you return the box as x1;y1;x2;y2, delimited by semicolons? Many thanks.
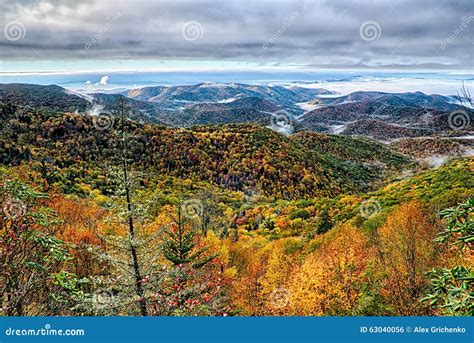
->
122;82;332;109
1;82;472;140
301;91;468;139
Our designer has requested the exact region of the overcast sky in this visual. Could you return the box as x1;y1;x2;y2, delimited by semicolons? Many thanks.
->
1;0;473;71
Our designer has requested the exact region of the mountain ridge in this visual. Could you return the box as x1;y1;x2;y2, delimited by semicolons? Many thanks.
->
1;82;472;140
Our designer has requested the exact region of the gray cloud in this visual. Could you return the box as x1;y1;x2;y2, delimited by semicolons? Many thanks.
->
0;0;473;69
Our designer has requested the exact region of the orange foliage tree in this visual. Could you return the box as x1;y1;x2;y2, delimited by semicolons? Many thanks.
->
47;196;108;279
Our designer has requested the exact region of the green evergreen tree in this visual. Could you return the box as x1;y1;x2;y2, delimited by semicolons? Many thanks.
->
317;207;333;234
162;200;218;269
422;198;473;315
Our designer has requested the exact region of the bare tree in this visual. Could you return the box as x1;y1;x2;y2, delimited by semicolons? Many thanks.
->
456;81;473;110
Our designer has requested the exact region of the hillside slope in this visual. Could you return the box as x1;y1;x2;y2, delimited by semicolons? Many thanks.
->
0;105;411;199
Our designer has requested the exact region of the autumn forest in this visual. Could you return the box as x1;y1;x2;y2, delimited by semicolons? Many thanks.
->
0;91;472;318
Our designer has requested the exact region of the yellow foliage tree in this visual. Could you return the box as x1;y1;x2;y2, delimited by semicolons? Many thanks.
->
259;238;300;315
230;236;269;315
287;224;372;315
376;201;440;315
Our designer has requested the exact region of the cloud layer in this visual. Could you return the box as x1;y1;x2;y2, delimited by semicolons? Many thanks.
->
1;0;473;69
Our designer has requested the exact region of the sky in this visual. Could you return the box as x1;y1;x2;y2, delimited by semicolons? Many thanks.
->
1;0;474;73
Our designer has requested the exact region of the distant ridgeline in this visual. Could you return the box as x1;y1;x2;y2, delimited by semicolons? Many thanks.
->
1;83;472;138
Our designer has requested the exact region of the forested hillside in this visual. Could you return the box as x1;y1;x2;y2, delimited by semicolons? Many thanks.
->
0;102;412;199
